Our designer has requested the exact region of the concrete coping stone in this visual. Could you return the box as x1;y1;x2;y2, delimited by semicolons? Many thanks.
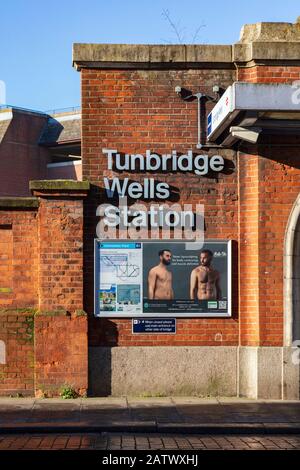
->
0;197;39;209
73;21;300;69
72;44;233;69
29;180;90;191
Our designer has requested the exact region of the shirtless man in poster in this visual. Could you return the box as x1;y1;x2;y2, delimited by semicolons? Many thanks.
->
148;249;174;300
190;249;222;300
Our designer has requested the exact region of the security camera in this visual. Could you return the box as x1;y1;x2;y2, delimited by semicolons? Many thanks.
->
175;86;182;94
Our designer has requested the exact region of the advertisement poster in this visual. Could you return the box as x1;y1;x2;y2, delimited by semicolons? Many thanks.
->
95;240;232;317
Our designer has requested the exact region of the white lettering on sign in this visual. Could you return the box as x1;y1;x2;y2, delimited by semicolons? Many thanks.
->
102;149;225;200
97;148;225;238
103;149;224;176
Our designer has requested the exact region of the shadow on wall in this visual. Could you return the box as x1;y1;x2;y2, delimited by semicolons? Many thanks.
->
88;321;118;396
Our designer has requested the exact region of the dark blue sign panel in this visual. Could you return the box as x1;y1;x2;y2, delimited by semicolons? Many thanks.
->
132;318;176;334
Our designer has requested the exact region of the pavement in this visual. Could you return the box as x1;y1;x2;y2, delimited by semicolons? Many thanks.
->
1;397;300;435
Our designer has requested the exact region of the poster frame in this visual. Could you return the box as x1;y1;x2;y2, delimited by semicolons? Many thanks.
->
94;239;232;318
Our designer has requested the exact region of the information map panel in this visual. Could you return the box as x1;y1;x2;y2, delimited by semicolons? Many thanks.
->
94;240;232;318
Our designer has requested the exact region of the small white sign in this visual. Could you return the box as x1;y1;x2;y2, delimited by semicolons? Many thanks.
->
207;85;233;138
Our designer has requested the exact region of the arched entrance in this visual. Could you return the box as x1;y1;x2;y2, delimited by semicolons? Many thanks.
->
284;194;300;345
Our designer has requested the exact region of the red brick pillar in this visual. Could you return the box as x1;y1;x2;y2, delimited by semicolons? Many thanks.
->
30;180;90;397
238;152;260;346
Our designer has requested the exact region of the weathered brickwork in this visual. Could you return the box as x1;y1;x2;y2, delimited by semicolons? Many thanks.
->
258;142;300;346
238;153;260;346
236;65;300;346
0;310;35;396
38;198;84;311
0;189;88;396
80;60;300;350
81;68;241;347
34;312;88;397
0;210;38;308
237;66;300;84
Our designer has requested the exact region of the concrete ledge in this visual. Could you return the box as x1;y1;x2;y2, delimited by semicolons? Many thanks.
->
30;180;90;191
73;44;233;70
233;42;300;63
30;179;90;197
0;197;39;209
35;309;70;317
73;21;300;70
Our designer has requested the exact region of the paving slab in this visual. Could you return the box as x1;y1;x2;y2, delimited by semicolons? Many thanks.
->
0;397;300;434
33;402;80;411
81;397;127;408
172;397;219;404
127;397;173;406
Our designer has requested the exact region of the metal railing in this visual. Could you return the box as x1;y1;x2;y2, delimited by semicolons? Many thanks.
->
0;104;81;115
45;106;81;115
0;104;47;114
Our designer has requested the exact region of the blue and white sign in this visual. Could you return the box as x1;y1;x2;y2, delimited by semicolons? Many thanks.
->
132;318;176;334
207;85;233;139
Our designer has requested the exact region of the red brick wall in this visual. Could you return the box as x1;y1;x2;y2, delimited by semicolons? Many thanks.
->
0;310;35;396
237;64;300;345
238;153;260;346
38;198;84;312
82;64;300;349
35;313;87;397
0;310;88;397
81;69;235;180
258;142;300;346
0;211;38;308
81;67;240;347
237;142;300;347
0;196;88;396
237;65;300;83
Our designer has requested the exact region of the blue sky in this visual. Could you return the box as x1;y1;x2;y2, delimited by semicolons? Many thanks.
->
0;0;299;111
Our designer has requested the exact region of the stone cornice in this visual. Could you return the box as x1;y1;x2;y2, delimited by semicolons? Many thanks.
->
73;20;300;70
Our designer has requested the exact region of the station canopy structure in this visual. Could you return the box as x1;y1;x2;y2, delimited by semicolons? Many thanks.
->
207;82;300;146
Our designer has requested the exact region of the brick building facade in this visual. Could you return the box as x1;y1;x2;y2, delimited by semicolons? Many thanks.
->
0;19;300;398
0;107;82;196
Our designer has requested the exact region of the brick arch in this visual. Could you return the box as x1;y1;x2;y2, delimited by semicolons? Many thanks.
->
284;194;300;345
